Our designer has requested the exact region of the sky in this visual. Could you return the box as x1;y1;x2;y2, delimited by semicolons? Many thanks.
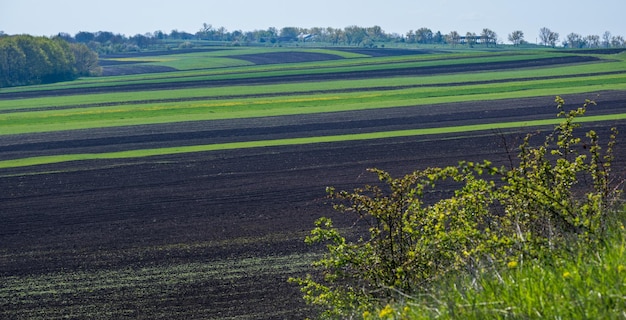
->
1;0;624;43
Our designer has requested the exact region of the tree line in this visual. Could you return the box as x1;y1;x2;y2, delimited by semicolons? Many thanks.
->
1;25;624;88
0;34;101;88
29;24;626;54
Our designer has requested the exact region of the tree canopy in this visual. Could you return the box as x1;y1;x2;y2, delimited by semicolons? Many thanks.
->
0;35;100;88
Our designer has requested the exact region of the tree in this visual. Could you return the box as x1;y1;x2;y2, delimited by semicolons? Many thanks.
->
41;37;76;82
70;43;101;76
603;31;612;48
197;23;213;40
0;38;27;87
585;34;600;48
279;27;299;41
75;31;95;43
367;25;385;42
344;25;368;46
130;34;153;48
433;31;444;44
611;35;625;48
446;31;461;47
465;32;478;47
0;35;100;87
326;27;344;45
415;27;433;44
539;27;552;46
508;30;524;46
566;32;584;48
539;27;559;47
405;30;415;43
481;28;497;47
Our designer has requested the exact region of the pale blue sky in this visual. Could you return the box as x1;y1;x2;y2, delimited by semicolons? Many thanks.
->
1;0;624;43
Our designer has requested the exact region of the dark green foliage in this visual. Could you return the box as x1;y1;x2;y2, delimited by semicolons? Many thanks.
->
290;97;620;318
0;35;100;88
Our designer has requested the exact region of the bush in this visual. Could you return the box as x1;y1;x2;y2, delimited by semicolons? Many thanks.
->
290;97;621;318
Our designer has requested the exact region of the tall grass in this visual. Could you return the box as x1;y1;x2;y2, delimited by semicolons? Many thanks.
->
369;212;626;319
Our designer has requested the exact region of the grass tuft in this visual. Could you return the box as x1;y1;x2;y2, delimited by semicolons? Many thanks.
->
374;214;626;319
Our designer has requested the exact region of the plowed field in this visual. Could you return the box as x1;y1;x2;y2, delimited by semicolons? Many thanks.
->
2;48;626;319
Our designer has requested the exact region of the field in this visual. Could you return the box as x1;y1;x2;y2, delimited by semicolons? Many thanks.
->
2;46;626;319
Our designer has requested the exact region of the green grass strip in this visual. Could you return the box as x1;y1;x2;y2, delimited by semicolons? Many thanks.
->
2;114;625;169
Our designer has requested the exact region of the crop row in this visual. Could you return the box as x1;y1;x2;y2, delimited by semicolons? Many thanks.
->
1;48;626;167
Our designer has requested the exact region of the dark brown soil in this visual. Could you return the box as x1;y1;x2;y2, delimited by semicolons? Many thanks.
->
233;51;345;64
336;48;445;57
100;64;179;76
1;90;626;319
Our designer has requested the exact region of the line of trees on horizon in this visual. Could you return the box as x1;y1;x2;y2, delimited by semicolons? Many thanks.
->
2;24;624;55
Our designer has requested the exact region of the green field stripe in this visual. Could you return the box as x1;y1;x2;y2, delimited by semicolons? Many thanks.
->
2;114;625;169
2;83;626;136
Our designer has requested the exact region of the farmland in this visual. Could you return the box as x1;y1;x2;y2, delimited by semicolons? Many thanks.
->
2;46;626;319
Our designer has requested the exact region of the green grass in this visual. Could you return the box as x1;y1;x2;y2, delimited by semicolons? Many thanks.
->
2;76;626;136
381;219;626;319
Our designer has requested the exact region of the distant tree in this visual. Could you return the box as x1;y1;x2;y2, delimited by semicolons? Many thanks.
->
40;37;76;82
367;25;385;42
465;32;477;47
539;27;552;46
309;27;324;40
585;34;600;48
279;27;300;41
70;42;101;76
130;34;154;48
327;27;344;45
153;30;165;40
481;28;497;47
548;32;560;47
603;31;612;48
215;27;227;41
197;23;213;40
94;31;123;44
0;37;27;86
75;31;95;43
230;30;246;44
415;27;433;44
247;29;274;43
539;27;559;47
611;36;625;47
169;29;194;40
508;30;524;46
56;32;74;43
433;31;444;44
446;31;461;47
13;36;51;83
344;25;367;46
566;32;584;48
405;30;415;43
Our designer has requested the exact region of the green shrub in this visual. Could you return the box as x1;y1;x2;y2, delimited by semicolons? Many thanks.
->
290;96;621;318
